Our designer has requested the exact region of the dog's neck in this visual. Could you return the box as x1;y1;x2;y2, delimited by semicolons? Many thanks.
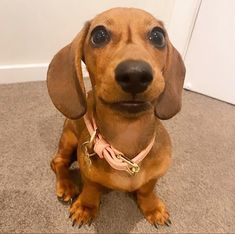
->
87;93;157;159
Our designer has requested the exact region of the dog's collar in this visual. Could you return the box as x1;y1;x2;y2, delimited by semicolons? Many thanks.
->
83;113;155;175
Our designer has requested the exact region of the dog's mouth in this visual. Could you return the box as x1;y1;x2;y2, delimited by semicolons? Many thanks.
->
100;98;152;113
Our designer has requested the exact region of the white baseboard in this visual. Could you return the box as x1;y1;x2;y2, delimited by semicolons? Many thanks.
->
0;63;89;84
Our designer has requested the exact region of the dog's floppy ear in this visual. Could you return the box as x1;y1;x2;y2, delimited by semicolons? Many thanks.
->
47;22;90;119
155;43;186;120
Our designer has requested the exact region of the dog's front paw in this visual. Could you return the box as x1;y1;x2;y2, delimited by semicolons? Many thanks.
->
69;196;98;227
56;179;79;204
144;202;171;228
138;196;171;228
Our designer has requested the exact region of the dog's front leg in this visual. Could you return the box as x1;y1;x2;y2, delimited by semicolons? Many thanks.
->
50;120;79;204
69;179;102;227
136;179;171;228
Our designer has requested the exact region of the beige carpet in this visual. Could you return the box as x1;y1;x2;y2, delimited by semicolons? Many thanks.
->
0;81;235;233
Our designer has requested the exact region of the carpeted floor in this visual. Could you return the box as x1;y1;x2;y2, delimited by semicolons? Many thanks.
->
0;81;235;233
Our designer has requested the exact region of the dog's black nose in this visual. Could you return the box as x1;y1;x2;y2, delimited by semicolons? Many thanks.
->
115;60;153;95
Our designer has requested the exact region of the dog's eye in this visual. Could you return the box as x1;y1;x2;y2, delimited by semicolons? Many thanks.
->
90;26;110;47
148;27;166;48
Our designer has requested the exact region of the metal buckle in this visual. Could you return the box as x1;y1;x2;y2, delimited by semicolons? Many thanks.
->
117;154;140;176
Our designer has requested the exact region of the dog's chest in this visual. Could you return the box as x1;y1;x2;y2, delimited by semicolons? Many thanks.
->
81;154;157;192
108;170;147;191
80;155;148;191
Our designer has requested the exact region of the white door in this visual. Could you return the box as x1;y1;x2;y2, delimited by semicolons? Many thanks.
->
185;0;235;105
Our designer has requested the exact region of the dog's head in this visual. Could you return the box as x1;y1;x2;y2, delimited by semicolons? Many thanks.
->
47;8;186;120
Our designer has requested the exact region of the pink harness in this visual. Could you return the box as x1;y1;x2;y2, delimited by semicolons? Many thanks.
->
83;113;155;175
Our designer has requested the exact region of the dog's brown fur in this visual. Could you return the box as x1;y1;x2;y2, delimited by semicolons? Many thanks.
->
47;8;185;227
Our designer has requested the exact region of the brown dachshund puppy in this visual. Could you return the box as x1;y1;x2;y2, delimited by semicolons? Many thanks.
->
47;8;185;228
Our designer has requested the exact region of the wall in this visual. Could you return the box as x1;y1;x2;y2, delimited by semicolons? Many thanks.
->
0;0;198;83
185;0;235;104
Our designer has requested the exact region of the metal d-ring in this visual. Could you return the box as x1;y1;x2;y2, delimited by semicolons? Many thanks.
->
81;141;96;157
81;128;98;157
89;128;98;146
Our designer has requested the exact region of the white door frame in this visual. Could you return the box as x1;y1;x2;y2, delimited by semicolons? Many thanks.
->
168;0;202;58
